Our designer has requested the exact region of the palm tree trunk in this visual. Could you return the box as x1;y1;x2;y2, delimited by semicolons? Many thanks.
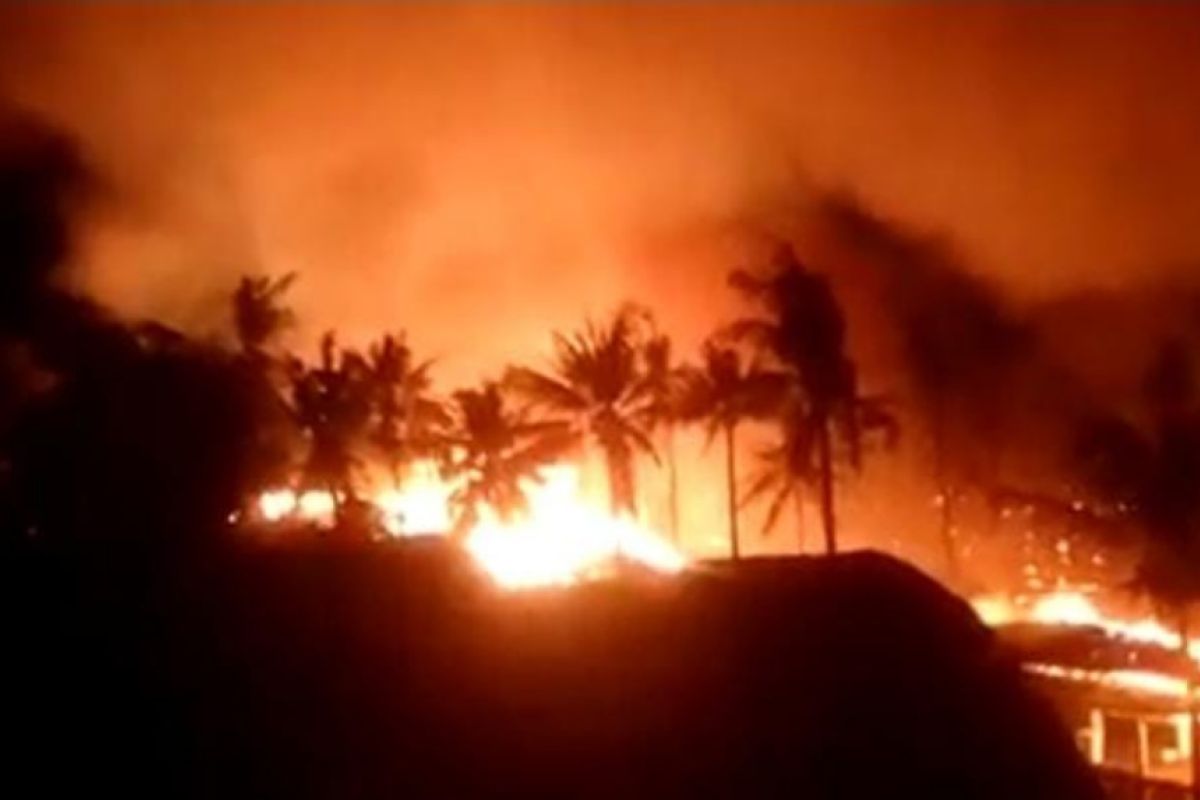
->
724;422;740;561
793;487;805;555
606;452;635;517
817;415;837;555
666;426;680;543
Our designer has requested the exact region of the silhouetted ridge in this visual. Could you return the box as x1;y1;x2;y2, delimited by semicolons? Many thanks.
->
9;547;1100;798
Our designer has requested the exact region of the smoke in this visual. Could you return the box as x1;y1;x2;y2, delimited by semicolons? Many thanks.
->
4;5;1200;568
4;5;1200;385
0;106;95;332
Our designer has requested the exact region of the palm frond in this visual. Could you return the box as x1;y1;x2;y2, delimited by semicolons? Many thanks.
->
504;366;589;412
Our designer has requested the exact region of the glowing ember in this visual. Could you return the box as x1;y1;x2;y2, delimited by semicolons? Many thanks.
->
251;461;685;588
1024;663;1195;700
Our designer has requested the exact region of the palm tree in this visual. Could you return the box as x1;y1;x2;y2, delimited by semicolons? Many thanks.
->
287;333;374;525
441;382;574;535
677;340;787;559
638;330;685;540
366;332;448;487
728;245;895;554
228;273;302;510
505;305;658;516
232;273;296;359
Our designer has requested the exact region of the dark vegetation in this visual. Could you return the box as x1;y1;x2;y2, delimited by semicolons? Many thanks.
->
10;546;1101;798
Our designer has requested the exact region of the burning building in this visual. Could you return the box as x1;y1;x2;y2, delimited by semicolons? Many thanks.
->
980;591;1199;794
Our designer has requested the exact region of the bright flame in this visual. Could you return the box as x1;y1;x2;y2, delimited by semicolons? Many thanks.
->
1024;663;1196;700
973;588;1200;705
1029;592;1104;628
258;489;298;521
250;461;685;588
973;589;1200;663
463;466;686;590
373;461;453;535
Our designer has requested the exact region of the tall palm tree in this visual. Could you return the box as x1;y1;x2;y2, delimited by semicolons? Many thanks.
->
638;330;685;540
441;382;573;535
505;305;658;516
232;273;296;359
677;340;787;560
229;273;301;509
728;245;895;554
367;332;448;487
287;333;374;524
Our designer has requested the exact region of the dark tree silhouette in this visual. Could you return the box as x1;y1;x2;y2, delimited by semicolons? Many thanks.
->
728;246;895;555
677;340;787;559
637;329;685;540
0;110;93;335
505;305;658;516
287;334;374;529
232;273;296;359
8;315;292;551
441;382;573;535
819;195;1031;578
228;274;302;509
366;332;448;487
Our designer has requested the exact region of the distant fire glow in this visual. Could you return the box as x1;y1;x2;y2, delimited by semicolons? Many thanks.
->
251;460;685;588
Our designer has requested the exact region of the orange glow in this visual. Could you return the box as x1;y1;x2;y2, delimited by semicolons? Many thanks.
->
1024;663;1195;701
972;589;1200;663
252;460;686;588
372;460;453;535
463;465;686;590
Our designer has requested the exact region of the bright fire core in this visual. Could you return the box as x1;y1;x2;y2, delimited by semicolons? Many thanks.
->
252;461;686;589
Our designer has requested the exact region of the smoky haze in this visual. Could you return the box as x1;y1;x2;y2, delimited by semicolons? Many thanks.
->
3;5;1200;376
3;4;1200;567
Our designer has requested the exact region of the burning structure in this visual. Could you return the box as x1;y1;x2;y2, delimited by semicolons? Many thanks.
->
978;590;1200;792
243;460;686;589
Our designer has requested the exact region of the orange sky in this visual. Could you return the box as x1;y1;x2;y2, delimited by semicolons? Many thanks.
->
4;4;1200;573
3;4;1200;385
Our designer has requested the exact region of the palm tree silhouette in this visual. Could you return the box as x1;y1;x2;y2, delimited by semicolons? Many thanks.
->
638;329;685;540
366;332;448;487
228;273;301;503
728;246;895;554
678;340;786;559
505;305;658;516
287;333;374;527
232;273;296;359
442;382;573;535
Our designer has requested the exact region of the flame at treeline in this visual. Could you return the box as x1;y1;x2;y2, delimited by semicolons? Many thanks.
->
248;460;686;589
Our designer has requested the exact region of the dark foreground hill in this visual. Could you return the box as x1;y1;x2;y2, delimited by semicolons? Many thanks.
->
8;543;1100;798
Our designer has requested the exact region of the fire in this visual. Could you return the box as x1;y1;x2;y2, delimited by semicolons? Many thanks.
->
464;466;686;590
972;589;1200;662
250;460;686;588
1024;663;1195;701
973;588;1200;704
